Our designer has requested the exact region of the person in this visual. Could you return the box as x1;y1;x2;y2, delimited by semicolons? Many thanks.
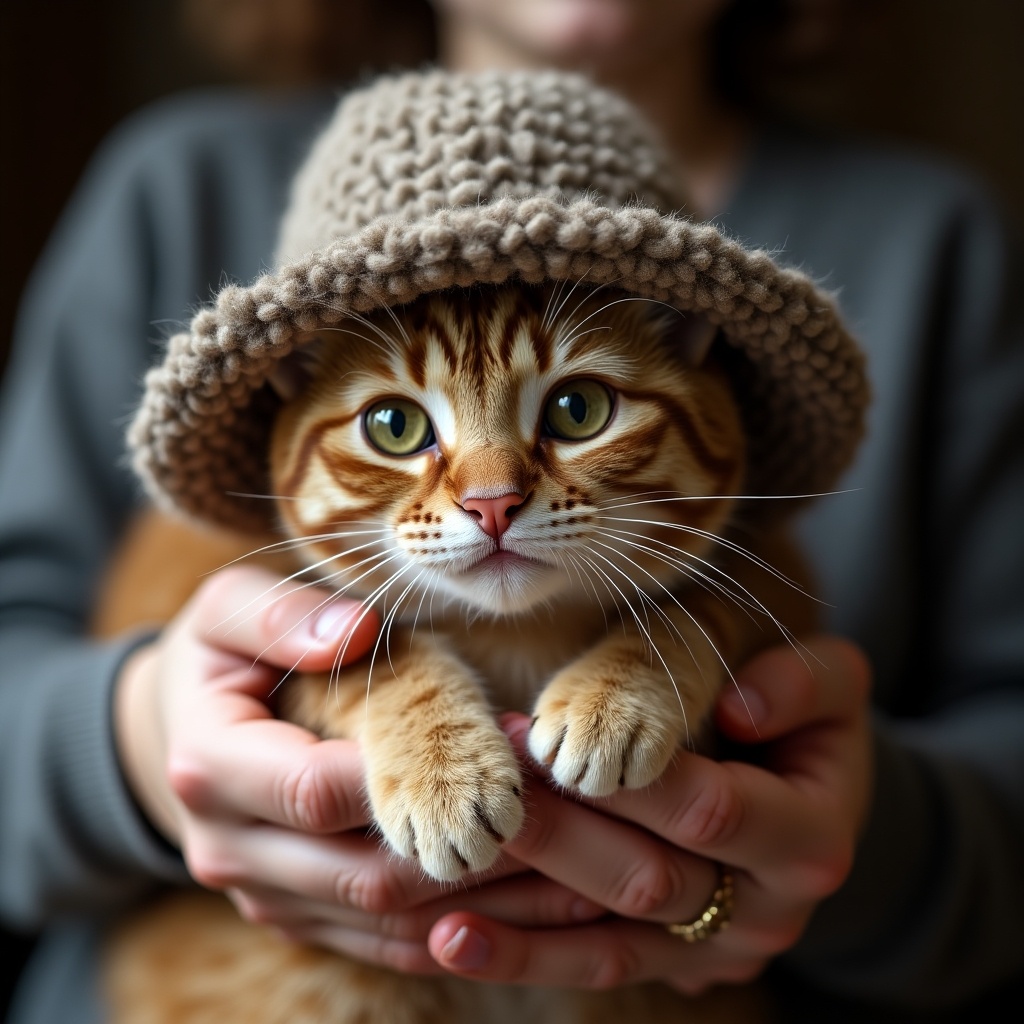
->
1;2;1021;1022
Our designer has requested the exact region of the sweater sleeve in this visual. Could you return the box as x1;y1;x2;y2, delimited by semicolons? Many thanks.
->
0;122;201;928
0;91;330;930
780;174;1024;1008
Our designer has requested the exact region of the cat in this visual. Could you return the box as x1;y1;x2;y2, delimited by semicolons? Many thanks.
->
97;280;818;1024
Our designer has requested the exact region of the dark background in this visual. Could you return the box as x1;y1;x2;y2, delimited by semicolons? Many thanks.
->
2;0;1022;386
1;0;1022;1019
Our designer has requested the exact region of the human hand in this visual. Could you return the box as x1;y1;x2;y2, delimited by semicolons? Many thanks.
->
113;566;435;934
114;565;611;963
422;637;873;993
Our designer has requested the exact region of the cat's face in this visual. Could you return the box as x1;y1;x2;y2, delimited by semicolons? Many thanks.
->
269;284;745;618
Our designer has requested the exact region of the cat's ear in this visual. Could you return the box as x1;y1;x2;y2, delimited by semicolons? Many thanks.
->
668;312;719;367
266;334;327;401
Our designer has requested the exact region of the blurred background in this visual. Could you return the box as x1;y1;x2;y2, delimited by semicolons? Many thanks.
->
1;0;1022;386
0;0;1022;1017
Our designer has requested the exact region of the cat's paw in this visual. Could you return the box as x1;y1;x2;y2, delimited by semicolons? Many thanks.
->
367;731;524;882
529;676;684;797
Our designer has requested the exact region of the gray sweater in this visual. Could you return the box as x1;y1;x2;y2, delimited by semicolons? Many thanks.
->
1;89;1022;1022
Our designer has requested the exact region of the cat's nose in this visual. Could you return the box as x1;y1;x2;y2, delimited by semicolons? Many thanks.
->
461;492;525;540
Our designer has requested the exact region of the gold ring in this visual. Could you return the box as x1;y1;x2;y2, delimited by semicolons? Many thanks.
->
664;865;734;942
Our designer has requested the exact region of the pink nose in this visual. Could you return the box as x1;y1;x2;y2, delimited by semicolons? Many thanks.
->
461;492;525;540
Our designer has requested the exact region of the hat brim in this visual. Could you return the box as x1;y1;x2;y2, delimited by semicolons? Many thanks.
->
128;195;869;533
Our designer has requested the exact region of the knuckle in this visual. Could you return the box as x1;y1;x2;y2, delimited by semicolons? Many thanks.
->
277;760;342;833
505;798;559;861
379;939;438;975
230;892;275;926
582;944;637;990
183;839;243;891
333;866;406;915
610;855;683;918
803;837;856;898
667;772;744;851
166;751;215;811
743;914;807;956
190;565;250;617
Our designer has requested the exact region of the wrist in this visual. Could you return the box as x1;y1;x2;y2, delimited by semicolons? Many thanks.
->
114;640;180;845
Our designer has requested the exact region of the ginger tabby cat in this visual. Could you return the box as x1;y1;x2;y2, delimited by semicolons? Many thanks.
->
97;282;818;1023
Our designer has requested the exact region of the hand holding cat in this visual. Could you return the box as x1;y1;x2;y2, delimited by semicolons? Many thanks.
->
425;637;873;993
113;566;872;994
114;564;611;961
113;567;442;922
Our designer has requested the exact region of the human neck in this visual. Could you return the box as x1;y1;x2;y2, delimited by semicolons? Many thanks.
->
438;18;749;216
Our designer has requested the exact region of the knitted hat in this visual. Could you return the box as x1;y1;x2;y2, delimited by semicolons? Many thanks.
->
128;69;868;533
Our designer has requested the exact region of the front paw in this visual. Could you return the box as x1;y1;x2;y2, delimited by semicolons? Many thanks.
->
367;729;524;882
529;673;684;797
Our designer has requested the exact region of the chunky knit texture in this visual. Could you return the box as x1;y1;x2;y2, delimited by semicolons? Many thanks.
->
128;69;869;533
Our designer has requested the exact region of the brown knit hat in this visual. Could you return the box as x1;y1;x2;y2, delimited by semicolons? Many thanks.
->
128;69;868;533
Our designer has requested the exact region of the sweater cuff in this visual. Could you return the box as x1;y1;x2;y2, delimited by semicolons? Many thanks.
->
48;631;188;885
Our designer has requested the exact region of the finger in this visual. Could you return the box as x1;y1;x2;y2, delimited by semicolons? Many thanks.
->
504;708;862;896
427;912;761;989
185;565;380;672
168;720;371;832
280;921;442;976
715;636;871;743
183;822;452;912
230;873;605;939
586;745;864;895
495;735;719;925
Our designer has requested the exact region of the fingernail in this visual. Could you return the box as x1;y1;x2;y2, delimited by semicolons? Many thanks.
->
439;925;490;971
311;603;356;642
725;685;768;726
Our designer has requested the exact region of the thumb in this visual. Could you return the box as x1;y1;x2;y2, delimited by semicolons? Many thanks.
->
186;565;381;672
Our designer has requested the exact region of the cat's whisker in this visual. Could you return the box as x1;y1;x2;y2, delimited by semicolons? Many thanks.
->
540;275;570;334
554;294;674;356
329;561;420;713
553;548;604;618
375;300;416;351
571;550;630;641
551;276;626;343
243;548;412;684
382;570;427;675
591;543;739;744
311;323;393;359
599;488;857;510
599;512;820;600
251;548;407;675
593;525;765;622
553;324;611;353
204;528;393;576
577;545;691;737
224;490;305;501
321;303;408;359
544;271;602;335
212;537;395;635
594;522;820;672
406;567;440;652
318;560;412;701
583;542;687;648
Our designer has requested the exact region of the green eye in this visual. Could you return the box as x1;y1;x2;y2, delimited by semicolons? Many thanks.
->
543;380;614;440
364;399;435;455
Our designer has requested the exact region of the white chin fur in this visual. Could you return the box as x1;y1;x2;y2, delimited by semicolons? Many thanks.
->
439;560;568;616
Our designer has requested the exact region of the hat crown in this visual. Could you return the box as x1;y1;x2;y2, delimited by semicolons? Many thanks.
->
276;69;689;264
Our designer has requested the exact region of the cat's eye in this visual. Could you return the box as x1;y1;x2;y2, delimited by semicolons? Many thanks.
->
364;399;435;456
543;379;614;441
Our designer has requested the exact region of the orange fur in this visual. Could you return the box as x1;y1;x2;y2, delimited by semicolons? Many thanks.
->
99;284;816;1023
